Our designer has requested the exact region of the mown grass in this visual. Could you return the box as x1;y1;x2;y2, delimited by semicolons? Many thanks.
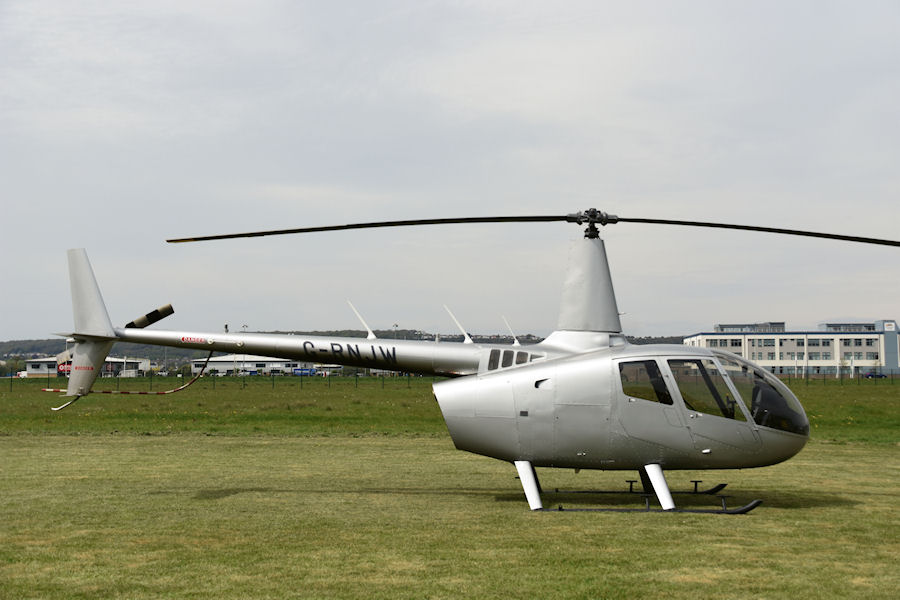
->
1;376;898;599
0;376;447;437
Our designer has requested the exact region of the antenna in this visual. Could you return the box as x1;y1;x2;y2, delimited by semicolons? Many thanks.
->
502;316;521;347
347;301;377;340
444;305;474;344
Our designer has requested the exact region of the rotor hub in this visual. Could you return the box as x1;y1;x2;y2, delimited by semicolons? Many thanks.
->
565;209;619;238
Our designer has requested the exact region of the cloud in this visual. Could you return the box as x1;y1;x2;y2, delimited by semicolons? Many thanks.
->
0;1;898;341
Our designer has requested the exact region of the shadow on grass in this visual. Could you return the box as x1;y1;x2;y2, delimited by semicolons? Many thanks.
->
154;484;858;511
193;487;285;500
491;488;859;511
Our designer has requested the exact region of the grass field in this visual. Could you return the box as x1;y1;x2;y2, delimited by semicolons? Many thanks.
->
1;376;898;599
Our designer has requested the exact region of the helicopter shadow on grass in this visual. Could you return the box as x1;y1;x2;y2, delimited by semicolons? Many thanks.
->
491;488;859;511
153;484;858;510
151;486;509;502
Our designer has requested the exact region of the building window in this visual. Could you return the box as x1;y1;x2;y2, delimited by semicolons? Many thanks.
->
709;339;719;347
854;339;863;347
767;352;776;360
866;352;879;360
797;352;804;360
823;352;832;360
730;339;742;347
797;339;805;347
763;339;775;347
843;352;852;360
865;339;875;347
822;340;831;347
854;352;863;360
808;339;820;347
842;339;852;347
809;352;820;360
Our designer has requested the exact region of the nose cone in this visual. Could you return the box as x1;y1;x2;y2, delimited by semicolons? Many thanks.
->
755;427;809;467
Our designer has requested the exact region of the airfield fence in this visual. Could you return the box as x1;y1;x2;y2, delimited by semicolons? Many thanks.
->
4;368;896;398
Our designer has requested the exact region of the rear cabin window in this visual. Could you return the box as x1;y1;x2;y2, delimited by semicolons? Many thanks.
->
488;349;501;370
618;360;673;405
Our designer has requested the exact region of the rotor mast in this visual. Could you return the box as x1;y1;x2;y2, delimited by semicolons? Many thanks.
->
556;229;622;334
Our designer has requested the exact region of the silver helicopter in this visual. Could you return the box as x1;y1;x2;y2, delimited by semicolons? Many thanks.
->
51;209;899;513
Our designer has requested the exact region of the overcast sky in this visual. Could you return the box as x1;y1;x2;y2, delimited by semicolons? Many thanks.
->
1;1;898;342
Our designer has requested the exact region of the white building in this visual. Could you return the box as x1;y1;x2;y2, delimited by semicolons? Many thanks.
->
24;356;150;378
191;354;318;376
684;319;899;376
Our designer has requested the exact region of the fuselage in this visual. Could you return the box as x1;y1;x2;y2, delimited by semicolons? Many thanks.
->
117;326;808;472
434;339;809;471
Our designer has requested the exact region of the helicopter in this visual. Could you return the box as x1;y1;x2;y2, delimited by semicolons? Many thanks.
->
49;209;900;513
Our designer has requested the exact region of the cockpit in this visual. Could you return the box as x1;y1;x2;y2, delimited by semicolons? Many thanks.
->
712;350;810;436
616;350;810;438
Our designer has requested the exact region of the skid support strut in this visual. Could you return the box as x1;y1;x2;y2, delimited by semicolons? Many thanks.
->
642;464;675;510
514;461;543;510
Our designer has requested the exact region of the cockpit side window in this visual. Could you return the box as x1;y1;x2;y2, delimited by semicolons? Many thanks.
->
618;360;673;405
667;359;747;421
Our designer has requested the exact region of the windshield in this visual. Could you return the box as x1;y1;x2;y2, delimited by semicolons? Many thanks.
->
713;351;809;436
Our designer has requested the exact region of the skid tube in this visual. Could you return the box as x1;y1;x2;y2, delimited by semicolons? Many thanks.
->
540;498;762;515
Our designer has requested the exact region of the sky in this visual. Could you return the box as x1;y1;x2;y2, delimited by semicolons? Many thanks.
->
1;0;898;341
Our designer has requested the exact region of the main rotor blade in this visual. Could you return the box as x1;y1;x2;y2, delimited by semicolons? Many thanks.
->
166;208;900;247
616;217;900;247
166;215;566;243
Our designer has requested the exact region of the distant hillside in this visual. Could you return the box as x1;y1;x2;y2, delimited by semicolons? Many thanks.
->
626;335;685;345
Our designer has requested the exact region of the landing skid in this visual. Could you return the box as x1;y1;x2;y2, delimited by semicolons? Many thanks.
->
544;478;760;514
540;498;762;515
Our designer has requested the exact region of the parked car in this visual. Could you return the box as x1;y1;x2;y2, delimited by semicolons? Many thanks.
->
863;371;887;379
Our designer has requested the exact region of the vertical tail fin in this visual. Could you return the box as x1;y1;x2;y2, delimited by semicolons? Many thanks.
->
68;249;115;337
61;249;118;401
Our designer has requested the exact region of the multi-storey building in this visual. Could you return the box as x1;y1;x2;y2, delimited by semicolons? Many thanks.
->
683;320;899;375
